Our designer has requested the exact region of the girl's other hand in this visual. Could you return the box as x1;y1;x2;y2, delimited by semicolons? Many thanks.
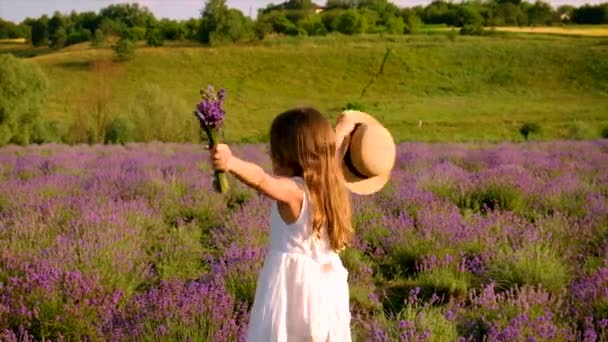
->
335;113;357;158
210;144;233;172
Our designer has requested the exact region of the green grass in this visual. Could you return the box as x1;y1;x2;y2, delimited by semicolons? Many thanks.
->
4;33;608;143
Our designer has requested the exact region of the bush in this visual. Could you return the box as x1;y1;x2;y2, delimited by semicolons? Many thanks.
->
601;126;608;139
566;121;594;140
486;243;570;294
126;26;146;41
145;27;164;46
333;10;366;35
460;24;484;35
92;29;105;47
31;120;63;144
298;15;327;36
343;102;366;111
404;15;422;34
130;83;197;142
0;54;48;146
112;38;135;61
519;122;542;140
105;117;135;144
67;29;92;45
460;183;524;212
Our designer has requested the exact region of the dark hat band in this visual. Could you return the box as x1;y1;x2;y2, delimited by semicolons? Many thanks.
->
343;123;370;179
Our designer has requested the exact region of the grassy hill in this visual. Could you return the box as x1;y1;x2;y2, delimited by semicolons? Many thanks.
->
5;33;608;143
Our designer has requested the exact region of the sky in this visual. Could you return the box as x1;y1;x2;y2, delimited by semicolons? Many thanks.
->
0;0;604;23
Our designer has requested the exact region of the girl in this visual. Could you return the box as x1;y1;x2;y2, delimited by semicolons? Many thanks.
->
210;107;355;341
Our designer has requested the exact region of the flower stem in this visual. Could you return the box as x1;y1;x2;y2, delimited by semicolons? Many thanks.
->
206;127;229;194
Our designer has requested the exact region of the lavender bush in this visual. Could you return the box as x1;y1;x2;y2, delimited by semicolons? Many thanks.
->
0;140;607;341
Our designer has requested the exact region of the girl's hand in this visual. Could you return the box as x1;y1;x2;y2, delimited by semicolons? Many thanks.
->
335;113;357;158
210;144;233;172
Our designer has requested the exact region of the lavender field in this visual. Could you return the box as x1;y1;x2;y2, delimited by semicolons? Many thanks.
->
1;141;607;341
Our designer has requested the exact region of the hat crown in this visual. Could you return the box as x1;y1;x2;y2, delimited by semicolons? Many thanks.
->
349;124;396;177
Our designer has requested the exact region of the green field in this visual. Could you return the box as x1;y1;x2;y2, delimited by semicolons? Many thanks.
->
3;33;608;143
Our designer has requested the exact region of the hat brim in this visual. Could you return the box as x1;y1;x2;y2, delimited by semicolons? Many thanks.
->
338;110;394;195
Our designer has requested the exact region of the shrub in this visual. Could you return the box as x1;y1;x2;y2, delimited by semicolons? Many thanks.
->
145;27;165;46
602;126;608;139
130;83;196;142
566;121;594;140
343;102;366;111
486;243;570;294
0;54;48;146
460;24;484;35
92;29;105;47
519;122;542;140
460;182;524;212
104;117;135;144
298;15;327;36
112;38;135;61
126;26;146;41
333;10;366;35
31;120;63;144
404;15;422;34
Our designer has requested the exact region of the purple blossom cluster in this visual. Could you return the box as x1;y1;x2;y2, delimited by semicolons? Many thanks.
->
195;85;226;130
0;140;607;340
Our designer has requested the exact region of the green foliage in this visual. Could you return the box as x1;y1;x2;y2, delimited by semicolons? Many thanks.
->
343;102;366;111
0;54;48;146
112;38;135;61
486;243;570;294
298;15;327;36
129;83;196;142
99;3;156;28
30;16;49;47
519;122;542;140
459;183;524;213
601;126;608;139
460;24;484;36
31;120;64;144
126;26;147;41
67;29;92;45
198;0;253;44
104;117;135;144
146;27;165;46
333;10;367;34
572;3;608;24
25;34;608;144
416;268;471;299
566;121;595;140
92;29;105;47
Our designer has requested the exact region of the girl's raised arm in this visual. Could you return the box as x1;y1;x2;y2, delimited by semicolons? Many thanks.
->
210;144;303;206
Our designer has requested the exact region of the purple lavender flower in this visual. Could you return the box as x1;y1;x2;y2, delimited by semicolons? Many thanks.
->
195;85;226;130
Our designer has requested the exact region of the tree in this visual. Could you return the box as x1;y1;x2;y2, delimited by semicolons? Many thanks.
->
299;15;328;35
526;1;554;26
572;4;608;24
113;38;135;61
198;0;230;43
99;3;155;28
146;27;165;46
0;55;48;145
30;16;49;47
333;9;366;34
48;11;67;48
92;29;105;46
198;0;253;44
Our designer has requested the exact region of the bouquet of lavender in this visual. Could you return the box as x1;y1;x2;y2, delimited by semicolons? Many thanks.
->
195;85;229;193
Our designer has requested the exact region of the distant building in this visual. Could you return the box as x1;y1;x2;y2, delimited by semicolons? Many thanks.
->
560;13;571;23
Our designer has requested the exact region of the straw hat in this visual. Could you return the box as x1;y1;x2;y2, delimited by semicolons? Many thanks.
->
337;110;396;195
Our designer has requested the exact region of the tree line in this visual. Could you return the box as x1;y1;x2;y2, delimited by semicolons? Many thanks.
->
0;0;607;47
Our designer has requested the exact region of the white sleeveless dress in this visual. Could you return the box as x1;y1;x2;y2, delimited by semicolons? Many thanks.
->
246;178;352;342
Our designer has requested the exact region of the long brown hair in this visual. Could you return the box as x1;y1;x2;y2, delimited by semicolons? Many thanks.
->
270;107;352;251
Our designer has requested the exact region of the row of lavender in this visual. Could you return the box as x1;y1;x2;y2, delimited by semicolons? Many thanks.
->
0;141;607;341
